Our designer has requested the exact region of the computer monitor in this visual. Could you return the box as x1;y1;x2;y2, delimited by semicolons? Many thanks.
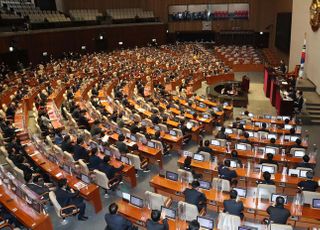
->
284;135;291;141
282;116;290;121
211;139;220;146
230;160;237;168
161;206;176;219
233;188;247;198
284;124;293;130
62;164;71;174
290;136;299;142
121;156;130;165
255;122;261;127
247;131;254;137
154;125;161;131
271;193;288;204
203;114;210;119
288;169;300;177
264;115;271;119
312;199;320;209
197;216;214;230
80;173;91;184
130;195;144;208
166;171;178;181
267;134;277;140
294;150;305;157
104;149;111;156
261;165;275;174
122;192;131;201
199;103;206;108
116;128;122;135
299;169;310;178
238;226;258;230
125;133;131;139
199;180;211;190
147;141;155;148
225;128;233;134
265;146;277;155
169;130;177;136
141;120;146;126
186;122;194;129
193;153;204;162
236;143;247;151
183;151;193;157
256;147;265;154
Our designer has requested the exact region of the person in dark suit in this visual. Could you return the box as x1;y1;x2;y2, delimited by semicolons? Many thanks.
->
258;171;275;185
78;110;90;130
294;90;304;113
151;112;160;125
61;135;74;153
183;180;207;211
73;136;89;162
146;209;168;230
105;203;133;230
297;155;314;169
100;156;124;180
88;148;103;171
266;196;290;224
228;150;243;168
130;121;140;134
187;220;200;230
223;189;244;219
240;132;250;144
215;127;227;139
197;140;213;154
297;171;319;192
116;134;128;154
259;123;268;132
55;178;87;221
218;160;238;182
24;172;50;200
260;153;278;167
90;120;102;136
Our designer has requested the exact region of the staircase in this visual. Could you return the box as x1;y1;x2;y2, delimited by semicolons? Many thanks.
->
296;79;320;124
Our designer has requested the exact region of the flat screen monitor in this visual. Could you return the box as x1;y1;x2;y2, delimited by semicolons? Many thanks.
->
80;173;90;184
62;164;71;174
199;180;211;190
225;128;233;134
197;216;214;230
116;128;122;135
203;114;210;119
141;120;146;126
267;134;277;140
255;122;261;127
147;141;155;148
271;193;288;204
299;169;310;178
261;165;275;174
294;150;305;157
211;139;220;146
265;146;277;155
169;130;177;136
236;143;247;151
183;151;193;157
122;192;131;201
284;135;291;141
312;199;320;209
288;169;300;177
186;122;194;129
154;125;161;131
282;116;290;121
130;195;144;208
230;160;237;168
193;153;204;162
238;226;258;230
247;131;254;137
166;171;178;181
264;115;271;119
121;156;130;165
284;124;293;130
130;135;137;142
161;206;176;219
290;136;299;142
199;103;206;108
233;188;247;198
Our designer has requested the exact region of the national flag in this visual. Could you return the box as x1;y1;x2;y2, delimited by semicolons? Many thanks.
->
298;36;306;78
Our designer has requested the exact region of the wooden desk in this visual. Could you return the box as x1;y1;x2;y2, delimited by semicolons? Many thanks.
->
24;143;103;213
46;100;64;130
117;199;188;230
109;158;137;188
242;124;301;135
146;127;183;151
0;185;53;230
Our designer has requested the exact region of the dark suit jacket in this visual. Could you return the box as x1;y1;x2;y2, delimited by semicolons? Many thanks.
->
297;162;314;169
74;144;89;161
183;188;207;210
267;205;291;224
218;166;238;181
146;218;169;230
197;146;214;154
105;213;132;230
223;199;244;218
61;141;74;153
116;141;128;154
55;187;78;207
298;180;319;192
88;155;103;170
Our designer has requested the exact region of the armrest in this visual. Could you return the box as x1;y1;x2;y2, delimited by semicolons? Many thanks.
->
164;198;172;207
199;207;206;216
60;204;79;218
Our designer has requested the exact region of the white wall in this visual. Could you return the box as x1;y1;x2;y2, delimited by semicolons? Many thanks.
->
290;0;320;94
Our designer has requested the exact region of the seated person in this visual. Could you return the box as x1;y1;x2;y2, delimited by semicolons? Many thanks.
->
293;138;302;148
259;122;268;132
216;127;227;139
258;171;275;185
88;147;103;170
130;121;140;134
183;180;207;211
266;196;290;224
116;134;129;154
297;171;319;192
294;90;304;112
73;136;89;162
228;150;243;168
146;209;168;230
61;135;74;153
100;156;124;181
154;131;170;154
55;178;87;221
90;120;102;136
24;172;50;200
181;156;202;180
223;189;244;219
260;153;278;167
218;160;238;182
197;140;214;154
297;155;314;169
105;203;133;230
78;110;90;130
240;132;250;144
187;220;200;230
54;130;63;145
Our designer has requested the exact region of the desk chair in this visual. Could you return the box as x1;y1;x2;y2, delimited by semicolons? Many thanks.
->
261;163;278;173
127;153;148;172
35;123;46;139
177;169;194;183
145;191;172;211
78;159;90;175
296;167;313;172
256;184;276;201
93;169;121;198
177;201;203;222
152;140;165;155
0;109;6;119
0;146;8;157
133;113;141;122
267;223;293;230
217;212;241;230
158;124;168;132
110;145;121;159
212;178;231;192
46;135;54;148
141;118;152;127
63;151;77;164
49;191;79;225
83;130;92;143
302;191;320;205
53;144;65;159
198;151;211;162
136;133;147;144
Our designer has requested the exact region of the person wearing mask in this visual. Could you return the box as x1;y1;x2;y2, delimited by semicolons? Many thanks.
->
146;209;168;230
297;155;314;169
218;160;238;182
90;120;102;136
73;136;89;162
240;132;250;144
258;171;275;185
223;189;244;219
183;180;207;211
266;196;290;224
88;147;103;171
24;172;50;200
216;127;227;139
55;178;87;221
297;171;319;192
116;134;129;154
61;135;74;153
187;220;200;230
105;203;133;230
197;140;214;154
228;150;243;168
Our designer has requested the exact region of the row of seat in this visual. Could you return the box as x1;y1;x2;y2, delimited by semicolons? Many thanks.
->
106;8;155;20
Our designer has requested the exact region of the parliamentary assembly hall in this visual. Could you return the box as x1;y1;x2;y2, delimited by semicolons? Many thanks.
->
0;0;319;229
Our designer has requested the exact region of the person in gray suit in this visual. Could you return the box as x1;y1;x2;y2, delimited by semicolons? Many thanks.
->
223;189;244;219
146;209;168;230
105;203;133;230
